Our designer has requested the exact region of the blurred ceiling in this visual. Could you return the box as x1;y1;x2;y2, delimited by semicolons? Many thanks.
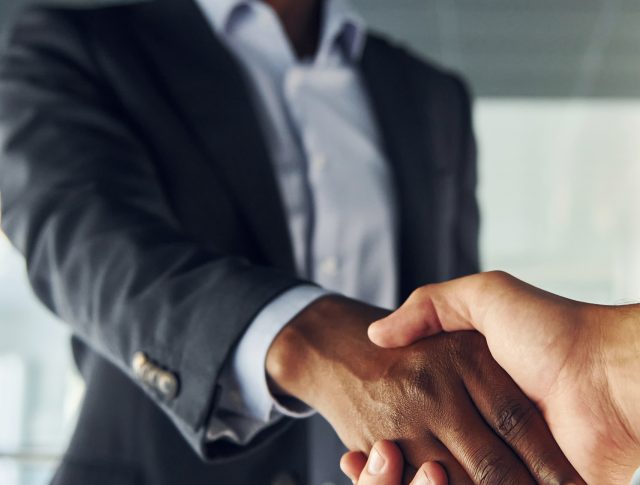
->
1;0;639;98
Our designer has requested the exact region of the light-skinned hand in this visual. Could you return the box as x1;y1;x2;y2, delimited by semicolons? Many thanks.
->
368;271;640;484
340;439;448;485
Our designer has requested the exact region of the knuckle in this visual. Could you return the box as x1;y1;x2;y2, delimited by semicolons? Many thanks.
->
386;406;408;436
494;400;534;442
485;269;509;280
485;270;513;286
406;360;438;406
472;451;512;485
527;450;566;485
408;286;424;301
409;285;433;304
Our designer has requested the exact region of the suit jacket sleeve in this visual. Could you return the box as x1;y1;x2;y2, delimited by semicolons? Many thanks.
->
0;7;304;459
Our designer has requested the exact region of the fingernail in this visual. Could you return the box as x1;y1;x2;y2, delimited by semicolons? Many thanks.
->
410;469;432;485
367;446;385;475
340;465;356;483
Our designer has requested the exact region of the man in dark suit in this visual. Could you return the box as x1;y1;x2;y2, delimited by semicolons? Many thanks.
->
0;0;580;483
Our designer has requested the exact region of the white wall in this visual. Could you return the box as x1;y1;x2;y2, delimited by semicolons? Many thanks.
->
477;99;640;304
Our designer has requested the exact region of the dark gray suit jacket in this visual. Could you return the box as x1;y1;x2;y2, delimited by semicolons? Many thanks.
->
0;0;479;483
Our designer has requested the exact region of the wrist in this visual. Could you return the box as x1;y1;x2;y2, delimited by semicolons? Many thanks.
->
265;295;389;412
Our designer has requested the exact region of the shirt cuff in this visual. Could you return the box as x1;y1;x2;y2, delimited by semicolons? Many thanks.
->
208;285;331;443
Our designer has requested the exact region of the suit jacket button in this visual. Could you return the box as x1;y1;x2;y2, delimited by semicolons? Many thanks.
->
131;352;149;378
157;370;179;400
271;472;297;485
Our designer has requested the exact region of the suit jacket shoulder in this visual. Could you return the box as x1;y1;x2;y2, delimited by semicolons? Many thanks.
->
364;33;472;100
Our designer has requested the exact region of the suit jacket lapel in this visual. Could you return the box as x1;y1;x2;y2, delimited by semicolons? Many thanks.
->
127;0;295;271
122;3;440;290
360;37;440;299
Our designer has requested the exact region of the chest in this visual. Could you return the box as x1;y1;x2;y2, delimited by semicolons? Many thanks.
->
92;11;464;287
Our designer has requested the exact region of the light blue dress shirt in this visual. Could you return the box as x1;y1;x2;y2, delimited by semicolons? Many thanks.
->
195;0;399;445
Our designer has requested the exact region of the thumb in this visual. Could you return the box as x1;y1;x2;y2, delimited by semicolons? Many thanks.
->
340;451;367;483
341;441;450;485
368;282;476;348
358;441;404;485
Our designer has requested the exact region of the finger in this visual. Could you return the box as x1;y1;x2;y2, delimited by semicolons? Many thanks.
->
409;462;449;485
438;395;537;485
465;354;586;484
422;462;448;485
344;453;447;485
402;464;418;484
347;440;464;485
398;437;473;485
368;283;475;348
341;451;368;483
357;440;404;485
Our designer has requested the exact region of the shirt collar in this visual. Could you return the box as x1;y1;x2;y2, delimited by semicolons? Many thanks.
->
318;0;366;63
197;0;247;34
197;0;367;63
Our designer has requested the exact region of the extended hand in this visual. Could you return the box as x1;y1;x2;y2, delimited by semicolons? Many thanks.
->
267;295;583;484
368;271;640;484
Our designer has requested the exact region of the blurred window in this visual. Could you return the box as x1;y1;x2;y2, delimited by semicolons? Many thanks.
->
0;233;84;485
478;99;640;303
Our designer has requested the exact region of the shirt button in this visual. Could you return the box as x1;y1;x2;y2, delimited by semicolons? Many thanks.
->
319;257;338;276
310;153;327;174
285;69;303;97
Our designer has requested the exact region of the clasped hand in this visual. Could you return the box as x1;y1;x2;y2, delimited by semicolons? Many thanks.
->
266;294;583;484
342;272;640;484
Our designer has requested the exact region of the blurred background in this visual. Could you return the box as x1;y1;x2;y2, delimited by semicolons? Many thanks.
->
1;0;639;483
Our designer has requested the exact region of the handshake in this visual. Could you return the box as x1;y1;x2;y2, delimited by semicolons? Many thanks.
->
266;272;640;485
